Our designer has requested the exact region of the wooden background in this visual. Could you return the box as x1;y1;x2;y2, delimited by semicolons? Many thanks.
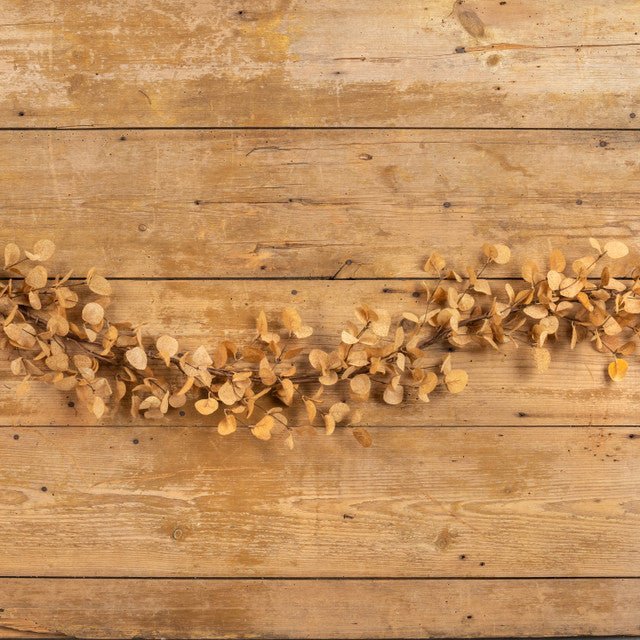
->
1;1;640;637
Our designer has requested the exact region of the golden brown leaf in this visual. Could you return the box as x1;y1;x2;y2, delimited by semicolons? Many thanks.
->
608;358;628;382
82;302;104;326
352;427;373;448
125;346;148;371
604;240;629;259
444;369;468;394
252;415;275;440
195;397;219;415
25;265;47;289
156;335;179;367
4;243;20;268
218;413;237;436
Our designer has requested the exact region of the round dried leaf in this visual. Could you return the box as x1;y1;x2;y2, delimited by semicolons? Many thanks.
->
25;265;47;289
4;243;20;268
251;415;275;440
82;302;104;325
547;270;562;291
445;369;468;394
218;380;239;405
125;346;148;371
349;374;371;397
4;323;37;349
604;240;629;259
383;384;404;405
195;397;219;416
329;402;350;423
341;330;359;345
156;334;179;366
218;414;237;436
88;274;112;296
493;243;511;265
608;358;628;382
25;239;55;262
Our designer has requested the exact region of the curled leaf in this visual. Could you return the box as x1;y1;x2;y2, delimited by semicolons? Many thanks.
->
156;335;179;367
608;358;628;382
195;397;219;415
218;413;237;436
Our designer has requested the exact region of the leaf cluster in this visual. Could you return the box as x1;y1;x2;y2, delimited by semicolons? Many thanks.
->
1;239;636;449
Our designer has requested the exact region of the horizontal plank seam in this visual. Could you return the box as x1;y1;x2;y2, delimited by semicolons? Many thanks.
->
0;576;638;581
0;636;628;640
0;636;632;640
2;126;640;132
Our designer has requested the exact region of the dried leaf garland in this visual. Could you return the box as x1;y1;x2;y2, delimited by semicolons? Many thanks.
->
1;239;638;449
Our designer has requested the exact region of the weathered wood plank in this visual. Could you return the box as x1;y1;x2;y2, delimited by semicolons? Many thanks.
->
1;1;639;127
0;426;638;577
1;129;639;278
1;280;639;426
1;578;639;639
0;0;640;127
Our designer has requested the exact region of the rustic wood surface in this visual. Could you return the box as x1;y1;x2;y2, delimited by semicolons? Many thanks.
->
1;579;638;639
2;0;640;637
2;0;640;127
1;129;639;278
0;426;637;578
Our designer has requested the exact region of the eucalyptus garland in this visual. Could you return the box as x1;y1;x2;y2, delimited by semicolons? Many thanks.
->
1;238;635;448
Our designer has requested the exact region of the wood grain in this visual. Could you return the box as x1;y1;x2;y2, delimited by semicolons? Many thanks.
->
1;129;640;278
1;1;640;127
1;578;639;639
0;426;638;578
2;279;640;427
